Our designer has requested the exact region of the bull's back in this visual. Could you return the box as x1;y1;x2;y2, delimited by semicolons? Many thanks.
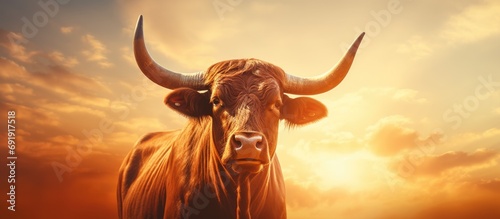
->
117;131;179;219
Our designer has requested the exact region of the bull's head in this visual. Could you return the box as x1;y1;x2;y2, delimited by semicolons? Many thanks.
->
134;16;364;175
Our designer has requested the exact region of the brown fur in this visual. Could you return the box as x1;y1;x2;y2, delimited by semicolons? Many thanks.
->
118;59;327;218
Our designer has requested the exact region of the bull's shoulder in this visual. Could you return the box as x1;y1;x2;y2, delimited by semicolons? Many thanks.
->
117;131;178;218
117;132;177;197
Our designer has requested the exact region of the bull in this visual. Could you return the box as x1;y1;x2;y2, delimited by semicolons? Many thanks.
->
117;15;364;219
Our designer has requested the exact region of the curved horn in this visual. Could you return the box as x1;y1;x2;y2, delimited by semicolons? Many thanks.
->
283;32;365;95
134;15;207;90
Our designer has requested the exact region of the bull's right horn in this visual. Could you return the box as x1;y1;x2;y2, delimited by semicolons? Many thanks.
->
134;15;207;90
283;32;365;95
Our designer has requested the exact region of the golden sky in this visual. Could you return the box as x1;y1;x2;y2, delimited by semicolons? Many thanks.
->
1;0;500;218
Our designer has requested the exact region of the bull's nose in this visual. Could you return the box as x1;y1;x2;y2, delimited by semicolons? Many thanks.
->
230;132;268;173
233;133;263;150
231;132;265;160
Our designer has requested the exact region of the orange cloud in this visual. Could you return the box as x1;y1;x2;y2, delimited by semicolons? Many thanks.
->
366;115;443;156
82;34;113;68
414;149;499;176
0;147;121;219
285;179;349;209
0;56;112;147
48;50;79;67
120;46;135;66
60;26;75;34
397;35;434;60
448;128;500;149
441;0;500;44
0;30;38;63
0;57;109;98
0;82;34;102
414;198;500;219
410;178;500;219
391;88;427;103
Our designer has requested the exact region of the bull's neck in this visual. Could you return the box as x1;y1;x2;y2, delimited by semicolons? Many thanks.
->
237;173;252;219
179;118;273;218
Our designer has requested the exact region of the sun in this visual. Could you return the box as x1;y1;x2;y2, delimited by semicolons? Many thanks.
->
312;151;377;190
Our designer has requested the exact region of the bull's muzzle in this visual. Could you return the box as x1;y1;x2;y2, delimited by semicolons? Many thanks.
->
230;131;268;173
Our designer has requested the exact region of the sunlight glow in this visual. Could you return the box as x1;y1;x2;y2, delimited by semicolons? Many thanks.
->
312;151;379;191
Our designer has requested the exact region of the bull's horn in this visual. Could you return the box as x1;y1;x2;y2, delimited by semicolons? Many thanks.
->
283;32;365;95
134;15;207;90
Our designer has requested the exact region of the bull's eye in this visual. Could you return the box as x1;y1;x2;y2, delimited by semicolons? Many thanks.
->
272;100;282;110
270;100;282;115
212;97;222;107
274;101;282;109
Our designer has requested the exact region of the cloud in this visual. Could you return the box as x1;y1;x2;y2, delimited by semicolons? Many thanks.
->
0;30;38;63
448;128;500;149
475;178;500;193
120;46;135;65
285;179;348;209
0;57;109;98
48;50;79;67
413;149;499;176
0;102;61;129
20;133;86;157
332;87;428;107
82;34;112;68
366;115;443;156
412;184;500;219
119;1;240;70
302;87;430;146
391;88;428;103
0;50;114;159
0;102;65;155
0;56;28;78
366;115;417;156
60;26;75;34
397;35;433;60
114;117;168;134
0;82;34;102
1;147;120;219
0;31;94;90
67;94;111;108
397;0;500;60
38;65;104;96
416;200;500;219
440;0;500;44
41;101;106;117
312;131;362;153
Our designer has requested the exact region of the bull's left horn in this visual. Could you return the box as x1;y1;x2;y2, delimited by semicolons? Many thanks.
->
134;15;207;90
283;32;365;95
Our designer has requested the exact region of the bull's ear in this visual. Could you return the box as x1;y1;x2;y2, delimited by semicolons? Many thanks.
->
164;88;211;117
281;95;327;125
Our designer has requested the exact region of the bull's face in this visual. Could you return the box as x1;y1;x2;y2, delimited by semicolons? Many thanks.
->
163;62;329;174
209;68;284;174
133;15;364;174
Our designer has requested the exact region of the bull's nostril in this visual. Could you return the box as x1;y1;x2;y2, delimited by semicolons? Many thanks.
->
233;136;243;149
233;133;264;150
255;141;263;149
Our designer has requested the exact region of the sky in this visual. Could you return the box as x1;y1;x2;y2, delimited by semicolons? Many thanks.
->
0;0;499;218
